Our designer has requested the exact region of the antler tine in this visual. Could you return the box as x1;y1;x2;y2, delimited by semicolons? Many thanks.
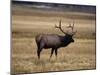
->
55;20;61;28
72;20;75;31
68;20;74;32
55;24;59;28
67;21;71;28
66;20;77;36
67;22;73;32
55;20;67;34
73;20;74;27
72;20;77;35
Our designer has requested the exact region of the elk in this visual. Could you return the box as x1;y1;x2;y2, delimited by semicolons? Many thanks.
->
35;20;77;59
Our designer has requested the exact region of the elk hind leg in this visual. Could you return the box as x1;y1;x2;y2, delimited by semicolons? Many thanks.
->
37;42;44;59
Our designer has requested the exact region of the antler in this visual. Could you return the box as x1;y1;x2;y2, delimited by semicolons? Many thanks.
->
55;20;77;35
67;20;77;36
55;20;67;34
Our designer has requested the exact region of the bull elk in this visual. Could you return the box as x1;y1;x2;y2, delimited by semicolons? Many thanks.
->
35;20;77;59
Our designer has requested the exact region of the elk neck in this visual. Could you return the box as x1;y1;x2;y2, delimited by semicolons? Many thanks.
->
59;34;74;47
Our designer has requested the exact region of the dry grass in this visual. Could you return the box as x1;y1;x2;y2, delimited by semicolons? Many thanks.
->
12;38;96;74
11;5;96;74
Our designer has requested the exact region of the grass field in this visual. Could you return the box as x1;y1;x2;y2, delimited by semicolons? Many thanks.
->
12;4;96;74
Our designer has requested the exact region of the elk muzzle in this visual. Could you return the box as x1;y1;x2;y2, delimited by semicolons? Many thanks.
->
71;39;74;42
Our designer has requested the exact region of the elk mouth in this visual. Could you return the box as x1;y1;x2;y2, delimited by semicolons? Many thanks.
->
72;39;74;42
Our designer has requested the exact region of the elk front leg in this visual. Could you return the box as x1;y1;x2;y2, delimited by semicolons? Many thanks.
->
50;48;55;58
37;49;42;59
55;49;58;59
